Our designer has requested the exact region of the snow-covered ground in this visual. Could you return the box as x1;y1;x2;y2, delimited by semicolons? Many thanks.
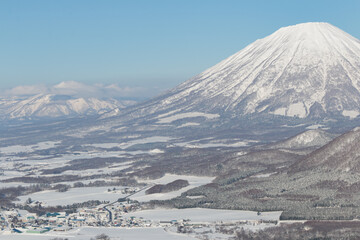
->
138;174;214;185
17;186;128;206
57;161;133;177
132;174;215;202
177;122;200;128
13;174;214;206
342;110;359;119
306;124;326;130
0;227;196;240
123;208;282;223
0;147;155;181
157;112;219;124
252;172;276;178
0;182;33;189
0;170;25;181
0;141;60;155
272;102;307;118
175;140;256;148
87;136;174;149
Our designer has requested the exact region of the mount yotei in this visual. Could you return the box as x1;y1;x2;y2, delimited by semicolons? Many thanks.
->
127;22;360;119
78;22;360;145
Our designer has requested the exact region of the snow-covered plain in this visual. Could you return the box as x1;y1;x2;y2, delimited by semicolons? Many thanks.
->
57;161;133;177
0;151;130;181
176;122;200;128
175;140;256;148
17;186;128;206
157;112;219;124
15;174;214;206
0;141;60;155
306;124;327;130
138;174;214;185
123;208;282;223
132;174;215;202
0;227;196;240
0;145;159;181
87;136;173;149
0;170;25;181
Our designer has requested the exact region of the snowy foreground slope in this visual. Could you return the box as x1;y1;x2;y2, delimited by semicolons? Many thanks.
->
0;227;196;240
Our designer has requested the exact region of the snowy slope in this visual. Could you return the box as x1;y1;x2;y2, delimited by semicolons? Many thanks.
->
0;94;134;119
289;127;360;173
128;22;360;119
268;129;336;149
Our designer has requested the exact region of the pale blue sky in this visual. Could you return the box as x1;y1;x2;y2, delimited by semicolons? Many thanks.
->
1;0;359;95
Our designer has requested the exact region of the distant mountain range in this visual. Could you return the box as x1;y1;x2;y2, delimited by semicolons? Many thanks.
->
0;94;135;120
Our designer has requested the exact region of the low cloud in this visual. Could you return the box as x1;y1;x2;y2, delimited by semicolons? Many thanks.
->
5;84;49;96
2;81;166;100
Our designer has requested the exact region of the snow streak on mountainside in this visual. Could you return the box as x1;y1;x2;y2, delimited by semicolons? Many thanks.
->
268;129;336;150
135;22;360;119
0;94;135;119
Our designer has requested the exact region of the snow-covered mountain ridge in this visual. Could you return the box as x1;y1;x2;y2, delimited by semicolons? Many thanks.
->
289;126;360;173
268;129;336;150
131;22;360;120
0;94;135;119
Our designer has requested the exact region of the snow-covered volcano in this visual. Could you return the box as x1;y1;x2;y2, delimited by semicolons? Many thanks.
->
139;22;360;119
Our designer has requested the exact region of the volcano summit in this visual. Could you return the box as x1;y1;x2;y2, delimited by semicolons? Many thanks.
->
131;22;360;120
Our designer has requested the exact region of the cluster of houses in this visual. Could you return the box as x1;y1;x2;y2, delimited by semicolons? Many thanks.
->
1;201;205;236
0;184;279;237
0;200;148;235
1;203;280;239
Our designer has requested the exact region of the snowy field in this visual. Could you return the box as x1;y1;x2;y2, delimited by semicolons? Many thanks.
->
0;141;61;155
13;174;213;206
0;146;160;182
138;173;214;185
177;122;200;128
0;170;25;181
57;161;133;177
132;174;215;202
0;182;33;188
157;112;219;124
179;141;250;148
86;136;173;149
0;227;196;240
123;208;282;223
17;186;128;206
175;139;256;148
